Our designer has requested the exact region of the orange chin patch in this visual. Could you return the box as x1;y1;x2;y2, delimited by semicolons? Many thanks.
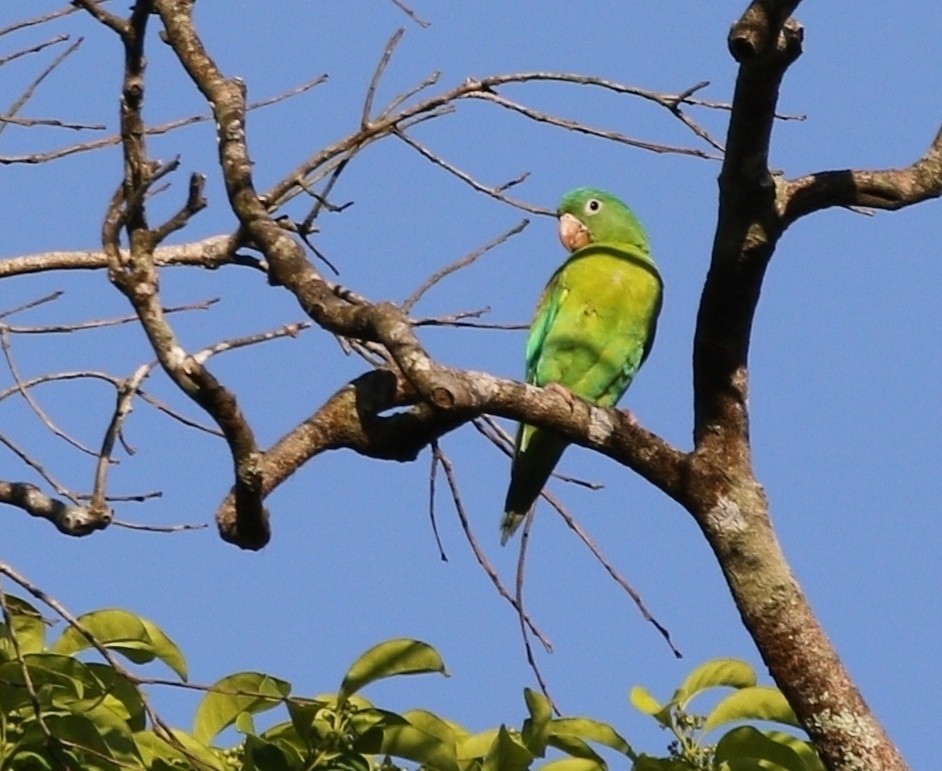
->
557;212;591;252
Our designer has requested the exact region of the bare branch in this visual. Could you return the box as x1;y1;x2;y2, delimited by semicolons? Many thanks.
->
403;219;530;312
89;364;151;520
0;328;98;456
0;36;84;139
0;3;86;39
396;130;552;215
0;33;69;69
469;90;721;161
0;235;241;278
0;291;63;320
434;443;553;651
545;490;682;658
362;28;405;128
426;444;448;561
0;481;102;535
780;125;942;226
389;0;431;28
0;74;328;165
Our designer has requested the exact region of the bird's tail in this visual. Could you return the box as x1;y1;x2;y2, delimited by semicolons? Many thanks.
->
501;426;568;545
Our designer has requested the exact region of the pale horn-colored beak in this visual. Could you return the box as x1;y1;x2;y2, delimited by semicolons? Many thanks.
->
558;212;591;252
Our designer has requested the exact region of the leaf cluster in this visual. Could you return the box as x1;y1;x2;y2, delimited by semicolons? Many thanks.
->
629;659;824;771
1;596;822;771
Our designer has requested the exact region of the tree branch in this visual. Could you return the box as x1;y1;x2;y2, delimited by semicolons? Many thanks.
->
780;125;942;225
686;3;915;769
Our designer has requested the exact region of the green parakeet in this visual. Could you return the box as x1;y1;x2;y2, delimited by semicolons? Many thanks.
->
500;187;662;544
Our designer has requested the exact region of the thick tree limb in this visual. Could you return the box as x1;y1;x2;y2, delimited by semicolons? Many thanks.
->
0;481;105;535
780;125;942;225
687;3;914;769
214;366;687;546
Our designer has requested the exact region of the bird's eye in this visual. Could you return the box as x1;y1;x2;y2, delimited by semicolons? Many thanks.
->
586;198;602;214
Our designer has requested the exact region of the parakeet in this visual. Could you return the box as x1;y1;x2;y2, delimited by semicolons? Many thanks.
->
500;187;662;544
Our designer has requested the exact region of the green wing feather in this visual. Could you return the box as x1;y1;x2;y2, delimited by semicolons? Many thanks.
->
501;191;662;544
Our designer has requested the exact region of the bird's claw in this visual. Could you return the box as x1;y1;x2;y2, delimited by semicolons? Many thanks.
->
546;382;577;410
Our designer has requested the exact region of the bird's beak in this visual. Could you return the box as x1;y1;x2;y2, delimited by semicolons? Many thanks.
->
558;212;591;252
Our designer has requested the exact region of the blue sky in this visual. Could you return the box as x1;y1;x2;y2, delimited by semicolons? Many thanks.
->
2;2;940;767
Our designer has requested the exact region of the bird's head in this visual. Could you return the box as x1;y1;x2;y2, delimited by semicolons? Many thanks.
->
556;187;649;254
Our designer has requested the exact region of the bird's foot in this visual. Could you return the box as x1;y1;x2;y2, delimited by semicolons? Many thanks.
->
546;382;577;410
618;407;639;426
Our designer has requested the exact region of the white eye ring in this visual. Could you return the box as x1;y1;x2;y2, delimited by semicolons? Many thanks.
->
586;198;602;214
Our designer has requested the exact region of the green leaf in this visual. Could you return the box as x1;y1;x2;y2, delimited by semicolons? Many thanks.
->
42;712;139;768
521;688;553;755
714;726;810;771
134;728;227;771
673;659;757;709
284;696;326;740
482;726;534;771
51;609;188;680
404;708;459;748
540;759;606;771
350;707;411;744
629;686;671;728
354;709;459;769
244;734;293;771
2;652;99;706
0;595;47;658
8;751;54;771
258;719;309;761
458;729;501;760
193;672;291;743
235;710;257;736
325;751;372;771
546;735;602;763
632;755;692;771
761;731;826;771
549;718;633;757
85;662;147;731
337;638;447;704
367;719;459;771
704;687;800;732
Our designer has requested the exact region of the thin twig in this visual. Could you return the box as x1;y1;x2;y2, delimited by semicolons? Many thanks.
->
0;432;79;502
1;328;102;456
469;90;722;161
412;310;527;331
545;490;682;658
396;130;552;215
362;28;405;128
434;444;553;651
0;3;87;38
426;443;449;561
0;36;84;139
89;364;152;520
389;0;431;28
403;220;530;312
191;321;311;364
0;34;68;69
0;291;63;319
0;73;328;165
112;520;207;533
515;514;560;713
379;70;440;120
2;298;219;334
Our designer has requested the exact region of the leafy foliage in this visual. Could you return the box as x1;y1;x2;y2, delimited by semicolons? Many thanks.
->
0;596;822;771
628;659;824;771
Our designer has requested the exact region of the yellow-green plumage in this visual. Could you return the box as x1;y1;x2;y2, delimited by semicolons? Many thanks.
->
501;188;662;544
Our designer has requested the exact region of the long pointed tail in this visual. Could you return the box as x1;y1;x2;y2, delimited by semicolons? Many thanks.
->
501;427;568;544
